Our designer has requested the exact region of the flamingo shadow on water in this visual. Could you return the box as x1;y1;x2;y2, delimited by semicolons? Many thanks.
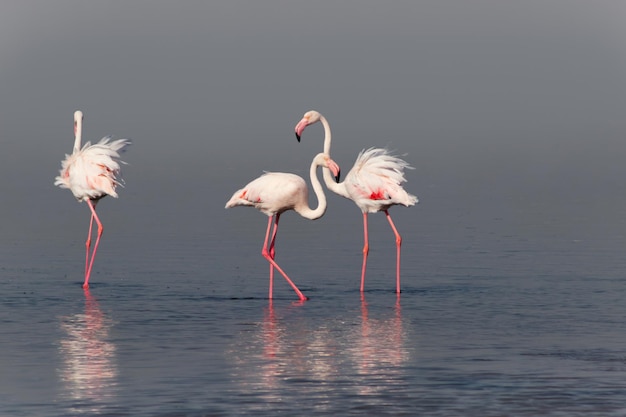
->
295;110;418;294
225;152;341;301
55;110;130;289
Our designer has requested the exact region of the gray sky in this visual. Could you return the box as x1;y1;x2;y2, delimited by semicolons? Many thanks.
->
1;1;626;255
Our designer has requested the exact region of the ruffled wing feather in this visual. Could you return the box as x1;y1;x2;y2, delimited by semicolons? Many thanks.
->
55;136;131;201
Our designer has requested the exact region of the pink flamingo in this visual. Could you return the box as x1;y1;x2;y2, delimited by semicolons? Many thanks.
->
295;110;417;294
225;152;341;301
55;110;130;289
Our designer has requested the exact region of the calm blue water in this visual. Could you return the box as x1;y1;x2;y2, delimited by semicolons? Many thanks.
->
3;198;626;416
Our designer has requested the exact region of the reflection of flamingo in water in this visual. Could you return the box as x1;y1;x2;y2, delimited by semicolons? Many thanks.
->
226;153;341;301
229;301;308;400
353;295;408;397
262;299;307;360
55;110;130;289
295;110;417;293
228;298;410;413
58;289;118;412
262;301;279;359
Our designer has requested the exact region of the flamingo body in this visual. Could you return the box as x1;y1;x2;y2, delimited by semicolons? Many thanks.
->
226;172;310;217
55;110;130;289
295;110;417;294
341;147;418;213
226;152;340;301
55;136;129;201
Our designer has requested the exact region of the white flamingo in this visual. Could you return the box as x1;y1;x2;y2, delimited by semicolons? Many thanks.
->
295;110;417;294
55;110;130;289
225;152;341;301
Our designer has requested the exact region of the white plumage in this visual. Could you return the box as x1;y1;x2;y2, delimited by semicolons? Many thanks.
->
341;147;418;213
226;152;341;301
295;110;417;294
55;136;129;201
55;110;130;289
226;172;309;217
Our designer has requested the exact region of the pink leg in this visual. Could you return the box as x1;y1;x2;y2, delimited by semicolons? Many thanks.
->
85;214;95;277
262;217;275;299
360;213;369;292
267;214;281;294
261;215;308;301
84;200;103;289
384;210;402;294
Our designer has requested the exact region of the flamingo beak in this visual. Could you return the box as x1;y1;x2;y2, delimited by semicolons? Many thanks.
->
327;158;341;183
294;117;309;142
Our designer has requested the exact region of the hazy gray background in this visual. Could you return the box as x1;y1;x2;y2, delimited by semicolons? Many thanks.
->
1;1;626;281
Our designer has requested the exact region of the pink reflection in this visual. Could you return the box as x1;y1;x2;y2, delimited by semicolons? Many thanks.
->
351;294;409;396
258;301;281;392
230;296;409;407
262;300;279;358
58;289;118;412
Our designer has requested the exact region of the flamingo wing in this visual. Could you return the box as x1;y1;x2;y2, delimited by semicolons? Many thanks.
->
344;148;418;212
55;137;130;201
225;172;307;216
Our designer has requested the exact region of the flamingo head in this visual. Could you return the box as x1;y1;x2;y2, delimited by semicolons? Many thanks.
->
73;110;84;148
74;110;83;131
324;154;341;183
295;110;322;142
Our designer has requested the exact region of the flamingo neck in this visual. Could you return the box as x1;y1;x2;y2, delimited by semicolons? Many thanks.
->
320;115;332;155
323;167;349;198
319;115;350;198
73;120;83;152
296;154;328;220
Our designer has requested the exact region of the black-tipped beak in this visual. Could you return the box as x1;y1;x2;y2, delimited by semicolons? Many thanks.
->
335;170;341;183
295;132;301;142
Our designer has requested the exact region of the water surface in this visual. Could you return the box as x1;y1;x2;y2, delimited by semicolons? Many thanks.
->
2;204;626;416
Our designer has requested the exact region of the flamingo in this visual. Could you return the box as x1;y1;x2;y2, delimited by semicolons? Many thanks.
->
295;110;417;294
55;110;130;289
225;152;341;301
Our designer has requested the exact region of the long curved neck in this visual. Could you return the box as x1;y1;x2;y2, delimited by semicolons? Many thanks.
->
320;114;332;155
73;118;83;152
319;115;350;198
296;155;328;220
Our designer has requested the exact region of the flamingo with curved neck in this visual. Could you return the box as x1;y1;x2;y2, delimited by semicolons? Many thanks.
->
295;110;417;294
226;152;341;301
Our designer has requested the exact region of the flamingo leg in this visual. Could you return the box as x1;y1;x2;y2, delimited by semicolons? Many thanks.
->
84;200;103;290
360;213;369;293
85;214;95;278
261;215;308;301
262;216;276;299
384;210;402;294
267;214;281;294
